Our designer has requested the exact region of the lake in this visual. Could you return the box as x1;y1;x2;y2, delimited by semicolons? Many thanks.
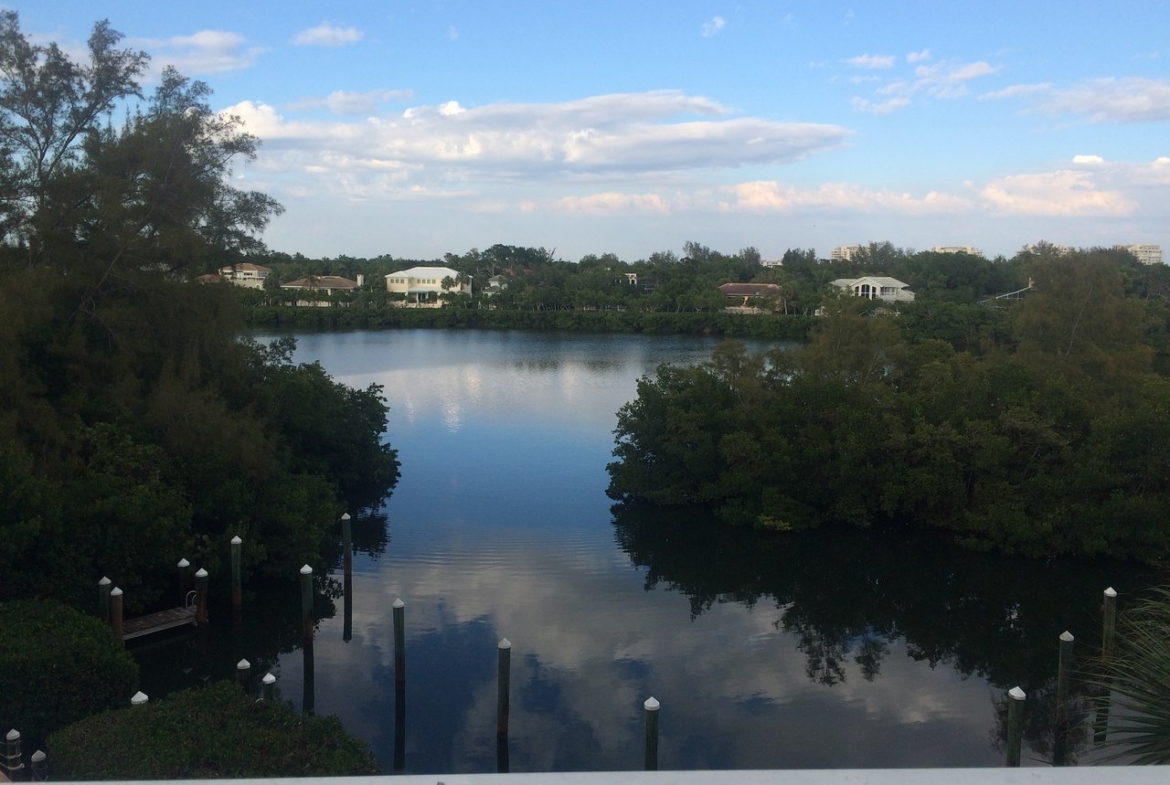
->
136;328;1147;773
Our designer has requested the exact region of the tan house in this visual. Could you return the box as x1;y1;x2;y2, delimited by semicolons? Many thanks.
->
281;274;363;306
719;282;781;308
218;262;272;289
384;266;471;307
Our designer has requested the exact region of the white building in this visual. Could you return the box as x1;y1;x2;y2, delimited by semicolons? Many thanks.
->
1118;244;1164;265
932;246;983;256
830;245;863;262
384;266;471;306
218;262;271;289
832;276;916;302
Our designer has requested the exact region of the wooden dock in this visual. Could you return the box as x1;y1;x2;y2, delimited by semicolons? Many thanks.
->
122;605;197;641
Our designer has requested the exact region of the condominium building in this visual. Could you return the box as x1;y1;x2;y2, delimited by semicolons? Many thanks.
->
830;245;863;262
932;246;983;256
1118;244;1164;265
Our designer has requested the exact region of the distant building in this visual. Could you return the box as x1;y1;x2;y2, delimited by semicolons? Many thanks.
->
932;246;983;256
218;262;271;289
831;245;863;262
758;259;784;268
1023;243;1074;256
832;276;915;302
384;266;471;307
280;274;363;306
719;282;781;311
1118;244;1164;265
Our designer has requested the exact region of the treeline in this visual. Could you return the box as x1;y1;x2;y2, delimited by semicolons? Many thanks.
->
0;14;399;613
607;249;1170;562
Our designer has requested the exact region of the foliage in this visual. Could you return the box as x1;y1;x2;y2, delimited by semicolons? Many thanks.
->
0;600;139;744
48;680;380;778
608;250;1170;562
1087;587;1170;764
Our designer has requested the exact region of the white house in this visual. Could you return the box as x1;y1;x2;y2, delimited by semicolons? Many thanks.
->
218;262;271;289
832;276;915;302
384;266;471;306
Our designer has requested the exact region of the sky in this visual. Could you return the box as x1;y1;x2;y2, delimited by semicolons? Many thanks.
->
8;1;1170;262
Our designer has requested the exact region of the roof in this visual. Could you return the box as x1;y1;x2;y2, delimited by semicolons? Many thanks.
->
384;266;464;280
281;275;360;290
220;262;271;273
833;276;910;288
719;283;781;297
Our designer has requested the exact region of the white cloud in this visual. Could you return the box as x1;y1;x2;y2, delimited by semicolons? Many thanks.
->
292;23;364;47
847;54;896;69
721;181;970;214
1072;154;1105;164
906;49;931;63
136;30;265;75
912;60;1000;98
981;170;1133;216
851;96;911;115
1039;77;1170;123
554;192;672;215
978;83;1052;100
701;16;726;37
287;89;414;116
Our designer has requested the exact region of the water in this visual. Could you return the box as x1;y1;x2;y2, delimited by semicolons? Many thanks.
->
135;329;1150;773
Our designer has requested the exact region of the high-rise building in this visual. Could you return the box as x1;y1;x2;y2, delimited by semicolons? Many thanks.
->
1118;244;1164;265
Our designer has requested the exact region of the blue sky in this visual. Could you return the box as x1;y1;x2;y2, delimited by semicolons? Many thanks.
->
10;1;1169;262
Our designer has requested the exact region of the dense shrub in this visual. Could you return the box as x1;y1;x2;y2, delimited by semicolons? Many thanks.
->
48;680;380;778
0;600;139;743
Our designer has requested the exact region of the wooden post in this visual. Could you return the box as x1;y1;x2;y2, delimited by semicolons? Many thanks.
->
110;587;124;642
262;672;277;703
302;640;315;715
644;697;660;771
29;750;45;782
98;576;112;622
1102;587;1117;663
300;565;314;643
1054;631;1074;766
177;558;191;605
194;568;209;626
497;638;511;740
237;658;251;693
1006;686;1025;767
393;598;406;687
4;729;23;782
230;536;243;609
131;691;149;706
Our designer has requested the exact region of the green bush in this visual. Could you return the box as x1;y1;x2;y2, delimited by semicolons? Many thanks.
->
0;600;139;743
48;680;380;778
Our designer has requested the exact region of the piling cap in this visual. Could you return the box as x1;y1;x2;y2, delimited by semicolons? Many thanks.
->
99;576;111;586
393;598;405;608
341;512;351;521
1060;631;1075;642
131;691;149;705
110;587;123;596
499;638;512;649
31;751;45;763
300;564;313;575
231;536;242;545
263;673;277;685
1104;587;1117;597
6;729;19;741
177;558;190;568
645;697;660;711
1009;686;1026;701
237;659;251;670
195;568;208;577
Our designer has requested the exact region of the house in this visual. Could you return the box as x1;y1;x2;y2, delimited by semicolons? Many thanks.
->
719;282;781;309
832;276;915;302
280;274;363;306
482;275;508;297
384;266;471;307
218;262;272;289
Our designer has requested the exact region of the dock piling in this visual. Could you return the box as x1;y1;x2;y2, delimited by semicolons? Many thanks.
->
1006;686;1025;767
644;697;660;771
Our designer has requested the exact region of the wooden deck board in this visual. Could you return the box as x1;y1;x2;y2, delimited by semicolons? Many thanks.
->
122;606;197;640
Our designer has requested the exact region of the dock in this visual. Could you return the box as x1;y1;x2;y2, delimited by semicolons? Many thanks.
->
122;605;197;641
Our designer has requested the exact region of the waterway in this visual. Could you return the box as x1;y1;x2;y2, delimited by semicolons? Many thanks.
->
134;329;1149;773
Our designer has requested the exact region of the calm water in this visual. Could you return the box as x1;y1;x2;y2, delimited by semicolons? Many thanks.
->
137;329;1149;773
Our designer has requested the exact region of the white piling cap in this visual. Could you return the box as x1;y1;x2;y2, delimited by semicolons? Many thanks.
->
341;513;351;521
31;751;45;763
393;598;405;608
237;659;251;670
300;564;313;575
263;673;277;685
98;576;111;586
1008;686;1026;701
1104;587;1117;598
131;691;149;705
1060;631;1075;642
231;536;242;545
6;729;19;741
499;638;512;649
110;587;123;596
195;568;208;577
177;558;189;568
644;697;660;711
